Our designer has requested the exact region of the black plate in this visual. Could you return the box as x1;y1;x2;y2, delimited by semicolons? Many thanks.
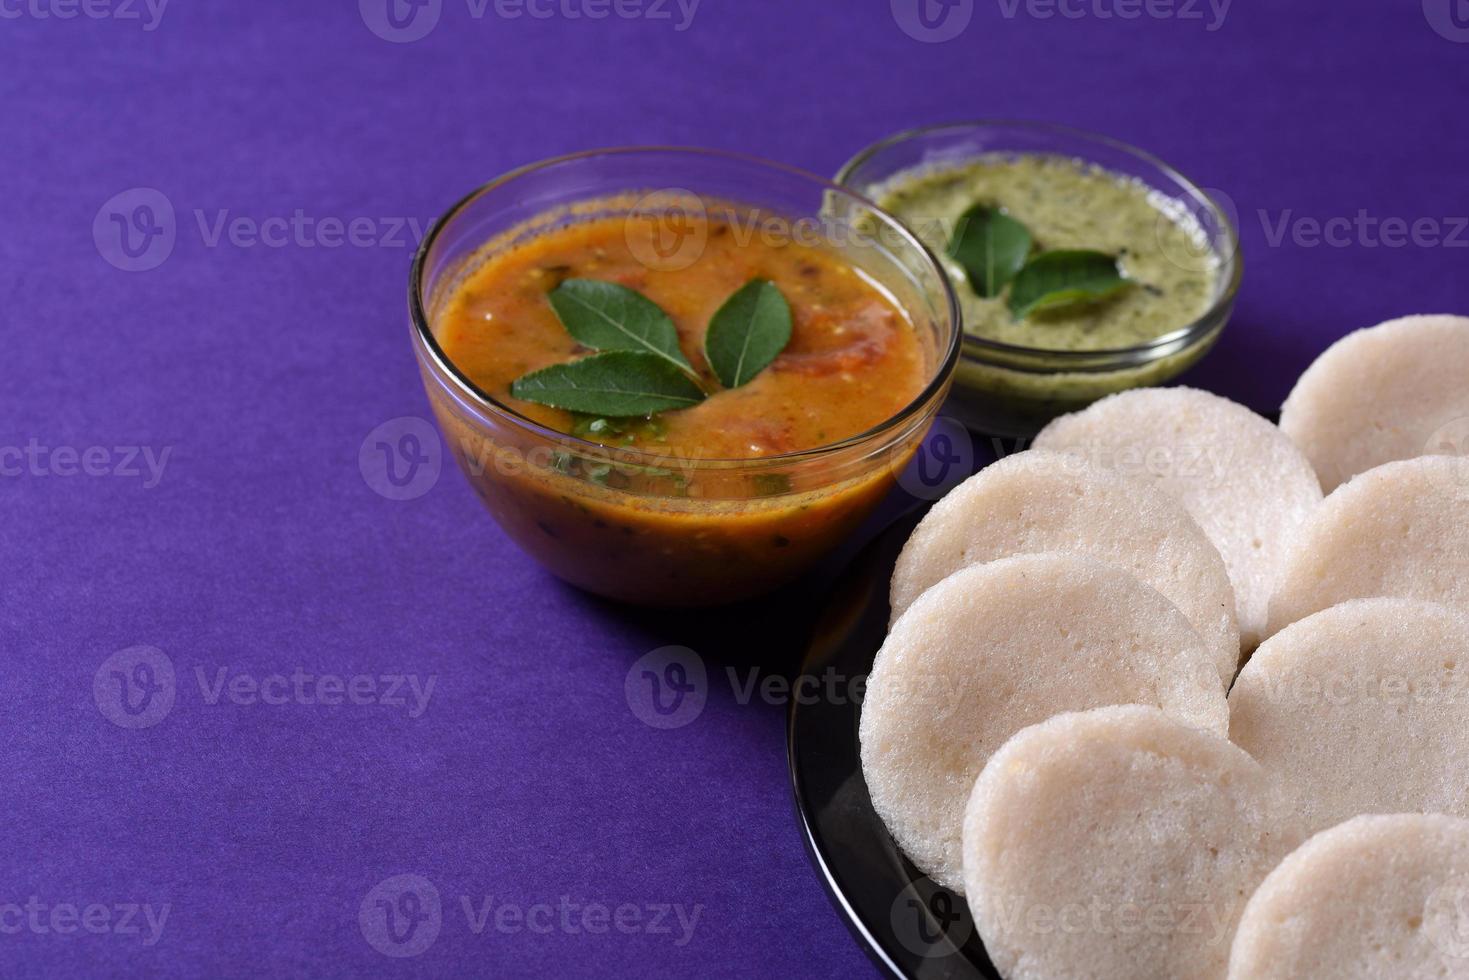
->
787;510;1000;979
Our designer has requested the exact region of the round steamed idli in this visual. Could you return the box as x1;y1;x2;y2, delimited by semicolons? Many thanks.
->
963;706;1303;980
859;553;1227;893
1034;386;1323;650
1230;597;1469;834
1280;314;1469;493
1266;456;1469;637
1227;814;1469;980
890;449;1240;684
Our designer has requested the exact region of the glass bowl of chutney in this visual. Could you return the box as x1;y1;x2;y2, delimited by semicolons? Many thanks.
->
838;121;1242;438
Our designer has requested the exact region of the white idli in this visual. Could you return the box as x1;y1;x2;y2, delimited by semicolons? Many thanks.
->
1231;598;1469;834
860;553;1227;893
1266;456;1469;636
1034;387;1322;650
890;449;1240;684
1228;814;1469;980
1280;314;1469;493
964;705;1303;980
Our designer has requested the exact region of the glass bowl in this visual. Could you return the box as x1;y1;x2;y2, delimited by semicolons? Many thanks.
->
838;121;1242;438
410;148;960;607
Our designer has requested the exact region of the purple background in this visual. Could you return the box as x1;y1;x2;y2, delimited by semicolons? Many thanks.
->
4;0;1467;976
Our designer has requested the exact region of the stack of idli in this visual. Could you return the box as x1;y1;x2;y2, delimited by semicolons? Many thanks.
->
858;315;1469;979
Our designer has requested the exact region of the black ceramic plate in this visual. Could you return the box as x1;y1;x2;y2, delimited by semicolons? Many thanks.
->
787;509;1000;979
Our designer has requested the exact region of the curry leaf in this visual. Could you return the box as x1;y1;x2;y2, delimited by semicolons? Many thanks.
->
548;279;691;372
510;351;706;417
946;205;1032;298
1008;250;1132;319
704;279;793;389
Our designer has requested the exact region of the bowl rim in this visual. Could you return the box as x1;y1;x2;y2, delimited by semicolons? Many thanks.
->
835;119;1244;365
409;145;963;468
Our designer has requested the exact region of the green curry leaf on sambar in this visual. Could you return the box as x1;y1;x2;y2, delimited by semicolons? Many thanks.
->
510;350;707;417
547;278;692;373
703;279;793;389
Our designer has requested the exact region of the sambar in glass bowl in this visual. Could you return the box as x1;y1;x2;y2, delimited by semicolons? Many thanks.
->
411;148;960;606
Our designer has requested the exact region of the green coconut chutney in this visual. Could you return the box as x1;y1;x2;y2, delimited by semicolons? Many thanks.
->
876;154;1220;351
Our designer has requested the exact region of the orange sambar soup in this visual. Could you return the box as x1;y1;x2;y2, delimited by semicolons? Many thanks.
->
437;212;927;459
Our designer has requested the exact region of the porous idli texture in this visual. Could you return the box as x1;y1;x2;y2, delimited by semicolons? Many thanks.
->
1231;597;1469;834
859;553;1227;893
1034;387;1323;651
1280;314;1469;493
1266;456;1469;637
890;449;1240;684
1227;814;1469;980
964;706;1302;980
